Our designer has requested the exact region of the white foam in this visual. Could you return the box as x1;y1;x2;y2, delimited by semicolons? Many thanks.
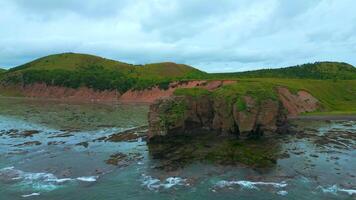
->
277;190;288;196
318;185;356;196
215;180;287;190
51;178;73;183
141;174;187;190
0;167;99;191
76;176;98;182
21;193;40;198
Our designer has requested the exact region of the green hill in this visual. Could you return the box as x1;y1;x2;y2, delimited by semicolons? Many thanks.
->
1;53;356;115
0;68;5;78
2;53;206;92
211;62;356;80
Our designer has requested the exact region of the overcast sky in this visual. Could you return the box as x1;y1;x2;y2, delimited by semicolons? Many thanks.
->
1;0;356;72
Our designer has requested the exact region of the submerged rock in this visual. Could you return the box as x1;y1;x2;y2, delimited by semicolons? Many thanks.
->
2;129;41;138
14;141;42;147
76;142;89;148
105;152;143;167
148;132;281;171
105;126;147;142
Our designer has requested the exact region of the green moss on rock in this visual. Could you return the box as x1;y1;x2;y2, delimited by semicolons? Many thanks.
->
235;97;247;111
159;99;187;129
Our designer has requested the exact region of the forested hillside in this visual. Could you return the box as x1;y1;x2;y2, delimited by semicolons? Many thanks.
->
211;62;356;80
1;53;206;92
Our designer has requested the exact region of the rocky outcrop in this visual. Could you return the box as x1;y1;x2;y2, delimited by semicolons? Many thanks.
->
148;95;287;140
148;88;318;140
277;87;320;116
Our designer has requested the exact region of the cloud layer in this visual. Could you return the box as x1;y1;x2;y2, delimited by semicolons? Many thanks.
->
1;0;355;72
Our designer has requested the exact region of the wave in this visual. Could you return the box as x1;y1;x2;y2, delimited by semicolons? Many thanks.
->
318;185;356;196
141;174;187;190
21;193;40;198
215;180;287;190
0;166;98;192
276;190;288;196
76;176;98;182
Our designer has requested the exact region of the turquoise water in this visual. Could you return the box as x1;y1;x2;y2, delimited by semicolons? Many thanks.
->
0;98;355;199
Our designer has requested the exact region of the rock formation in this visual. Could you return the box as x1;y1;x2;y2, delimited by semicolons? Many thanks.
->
148;88;318;140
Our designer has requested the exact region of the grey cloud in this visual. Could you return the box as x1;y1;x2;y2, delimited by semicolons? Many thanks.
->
8;0;131;18
0;0;355;72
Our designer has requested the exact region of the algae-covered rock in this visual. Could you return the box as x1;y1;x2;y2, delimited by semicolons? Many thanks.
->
148;94;287;140
148;96;187;138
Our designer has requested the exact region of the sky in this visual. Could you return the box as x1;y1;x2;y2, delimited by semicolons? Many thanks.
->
1;0;356;72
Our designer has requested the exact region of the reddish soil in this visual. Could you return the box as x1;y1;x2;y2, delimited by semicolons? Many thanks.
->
277;87;319;116
118;80;235;103
22;83;120;102
2;80;236;103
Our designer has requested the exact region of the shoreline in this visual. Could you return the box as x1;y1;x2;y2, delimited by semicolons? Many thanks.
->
1;96;355;120
289;115;356;121
0;96;151;105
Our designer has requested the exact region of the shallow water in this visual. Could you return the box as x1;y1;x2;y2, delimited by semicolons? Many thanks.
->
0;98;355;200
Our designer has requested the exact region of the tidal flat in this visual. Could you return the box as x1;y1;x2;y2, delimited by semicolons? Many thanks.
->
0;97;355;200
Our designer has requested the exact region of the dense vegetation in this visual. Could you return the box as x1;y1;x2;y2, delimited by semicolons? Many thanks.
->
0;68;5;74
211;62;356;80
2;54;356;93
1;53;206;93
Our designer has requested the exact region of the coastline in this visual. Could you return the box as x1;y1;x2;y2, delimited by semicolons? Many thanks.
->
289;114;356;121
0;96;151;105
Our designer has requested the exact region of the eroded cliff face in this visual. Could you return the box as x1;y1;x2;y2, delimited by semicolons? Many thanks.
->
22;83;121;102
0;80;235;103
277;87;320;116
119;80;235;103
148;88;318;140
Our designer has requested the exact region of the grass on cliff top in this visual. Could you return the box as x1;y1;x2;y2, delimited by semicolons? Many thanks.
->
257;78;356;112
172;78;356;114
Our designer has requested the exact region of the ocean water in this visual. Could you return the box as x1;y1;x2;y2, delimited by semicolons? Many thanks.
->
0;98;355;200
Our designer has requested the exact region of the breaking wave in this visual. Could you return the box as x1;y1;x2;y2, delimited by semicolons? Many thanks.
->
215;179;287;190
318;185;356;196
141;174;188;190
0;166;98;192
21;193;41;198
